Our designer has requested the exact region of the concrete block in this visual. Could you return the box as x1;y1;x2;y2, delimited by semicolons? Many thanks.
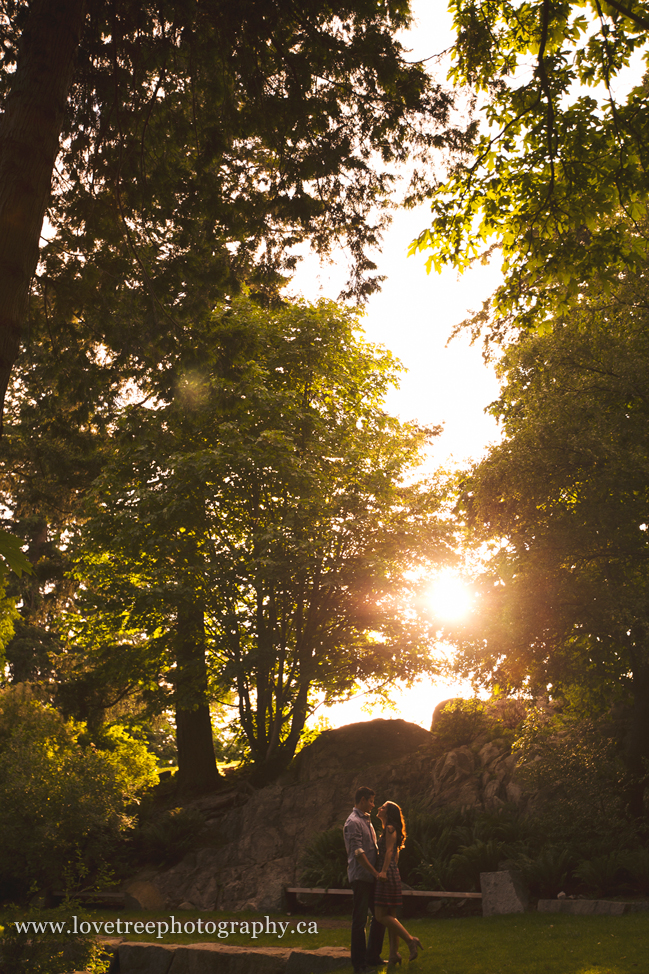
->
595;901;626;915
480;870;529;916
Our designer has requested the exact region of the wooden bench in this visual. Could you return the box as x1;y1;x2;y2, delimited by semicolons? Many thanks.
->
284;887;481;912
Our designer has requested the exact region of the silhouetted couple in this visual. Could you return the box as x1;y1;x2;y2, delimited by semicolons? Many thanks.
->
343;786;423;970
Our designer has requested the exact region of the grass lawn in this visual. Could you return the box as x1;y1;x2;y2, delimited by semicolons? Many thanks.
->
1;908;647;973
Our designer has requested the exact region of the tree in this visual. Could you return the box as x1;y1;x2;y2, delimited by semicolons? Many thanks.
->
70;296;448;787
450;270;649;814
412;0;649;332
0;0;464;432
0;0;86;435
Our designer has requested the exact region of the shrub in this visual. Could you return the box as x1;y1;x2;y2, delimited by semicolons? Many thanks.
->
620;847;649;896
513;710;631;854
136;806;206;866
299;828;349;889
398;803;532;888
516;846;574;898
0;686;158;902
398;807;463;887
430;699;489;755
574;852;628;898
449;839;510;892
0;906;109;974
414;855;460;892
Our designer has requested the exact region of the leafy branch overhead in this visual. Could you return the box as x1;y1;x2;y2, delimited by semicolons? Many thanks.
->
412;0;649;331
0;0;469;432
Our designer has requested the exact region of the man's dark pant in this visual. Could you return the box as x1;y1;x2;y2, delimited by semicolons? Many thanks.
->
350;880;385;971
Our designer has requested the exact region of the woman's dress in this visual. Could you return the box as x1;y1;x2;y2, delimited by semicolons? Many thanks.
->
374;829;402;908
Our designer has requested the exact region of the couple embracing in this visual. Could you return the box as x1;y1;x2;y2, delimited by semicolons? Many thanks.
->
343;786;424;971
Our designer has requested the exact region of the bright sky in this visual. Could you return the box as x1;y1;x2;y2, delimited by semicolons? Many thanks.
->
292;0;503;732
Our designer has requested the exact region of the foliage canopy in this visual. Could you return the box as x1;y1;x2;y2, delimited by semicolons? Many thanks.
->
70;296;448;780
0;0;465;428
449;267;649;811
412;0;649;331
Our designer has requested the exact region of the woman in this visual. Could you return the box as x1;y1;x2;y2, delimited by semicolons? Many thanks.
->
373;801;423;965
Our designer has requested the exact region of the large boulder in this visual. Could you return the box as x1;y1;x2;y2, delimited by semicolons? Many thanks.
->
124;880;166;912
137;717;528;912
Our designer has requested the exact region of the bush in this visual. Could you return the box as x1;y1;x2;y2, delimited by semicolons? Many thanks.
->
415;854;460;892
0;685;158;902
574;852;628;898
449;839;510;891
399;804;531;891
136;806;206;866
516;846;574;898
0;906;109;974
398;806;470;888
430;699;490;755
299;828;349;889
620;847;649;896
514;710;635;857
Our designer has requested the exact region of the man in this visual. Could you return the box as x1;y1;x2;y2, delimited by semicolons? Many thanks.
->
343;786;386;972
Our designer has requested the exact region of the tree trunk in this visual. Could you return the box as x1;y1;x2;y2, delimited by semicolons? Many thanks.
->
0;0;85;432
174;599;221;794
251;675;311;785
625;661;649;818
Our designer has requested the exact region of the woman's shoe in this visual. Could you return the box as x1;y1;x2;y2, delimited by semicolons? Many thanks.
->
388;953;402;966
408;938;423;962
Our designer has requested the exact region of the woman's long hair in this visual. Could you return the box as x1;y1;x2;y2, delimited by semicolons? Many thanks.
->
382;801;406;850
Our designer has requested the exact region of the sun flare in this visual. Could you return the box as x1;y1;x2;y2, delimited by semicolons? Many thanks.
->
428;574;473;622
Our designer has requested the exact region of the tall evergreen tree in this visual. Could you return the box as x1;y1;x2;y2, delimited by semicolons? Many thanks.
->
0;0;465;429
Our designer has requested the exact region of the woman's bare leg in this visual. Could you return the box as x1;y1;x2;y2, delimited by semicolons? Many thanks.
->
388;925;399;960
374;905;413;947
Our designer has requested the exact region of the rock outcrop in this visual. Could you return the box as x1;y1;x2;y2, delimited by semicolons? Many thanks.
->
134;718;527;912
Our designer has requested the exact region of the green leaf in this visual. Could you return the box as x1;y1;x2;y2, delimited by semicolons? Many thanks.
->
0;529;32;577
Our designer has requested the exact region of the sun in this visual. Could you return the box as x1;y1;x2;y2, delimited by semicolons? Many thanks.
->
428;573;473;622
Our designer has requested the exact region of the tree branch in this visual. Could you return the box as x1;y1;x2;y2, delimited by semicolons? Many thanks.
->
602;0;649;32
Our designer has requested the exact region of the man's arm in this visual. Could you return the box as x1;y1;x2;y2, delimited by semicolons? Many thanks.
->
355;849;378;879
344;818;364;856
